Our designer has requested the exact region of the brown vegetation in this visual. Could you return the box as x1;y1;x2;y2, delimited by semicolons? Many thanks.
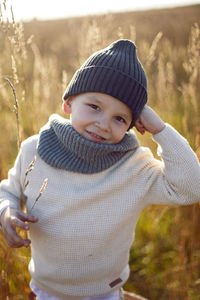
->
0;2;200;299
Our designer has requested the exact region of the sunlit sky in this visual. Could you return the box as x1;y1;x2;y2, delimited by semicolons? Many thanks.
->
3;0;200;21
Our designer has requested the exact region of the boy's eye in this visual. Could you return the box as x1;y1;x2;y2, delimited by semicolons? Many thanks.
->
88;104;100;111
115;116;126;123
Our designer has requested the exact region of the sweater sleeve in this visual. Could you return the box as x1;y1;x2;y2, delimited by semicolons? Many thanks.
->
145;124;200;206
0;145;25;216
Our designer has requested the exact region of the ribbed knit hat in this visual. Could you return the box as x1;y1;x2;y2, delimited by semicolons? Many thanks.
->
63;39;147;128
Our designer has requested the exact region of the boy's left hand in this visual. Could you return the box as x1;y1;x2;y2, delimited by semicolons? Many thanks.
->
135;105;165;135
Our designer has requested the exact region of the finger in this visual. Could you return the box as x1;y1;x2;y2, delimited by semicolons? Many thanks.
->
10;216;30;230
6;234;31;248
135;118;144;128
17;211;38;223
135;120;146;135
7;236;31;248
3;225;31;248
136;127;146;135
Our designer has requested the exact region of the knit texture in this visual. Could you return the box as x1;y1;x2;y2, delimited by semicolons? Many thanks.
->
37;114;139;174
0;125;200;299
63;40;147;127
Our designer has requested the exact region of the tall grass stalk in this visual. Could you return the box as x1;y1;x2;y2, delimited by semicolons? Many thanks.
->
4;77;21;149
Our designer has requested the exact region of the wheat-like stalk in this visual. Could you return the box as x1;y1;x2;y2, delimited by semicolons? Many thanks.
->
11;55;19;84
30;178;48;213
22;157;48;212
4;77;21;149
23;156;36;189
146;31;163;68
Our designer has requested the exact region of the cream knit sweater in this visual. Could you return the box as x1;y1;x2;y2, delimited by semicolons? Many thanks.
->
0;124;200;299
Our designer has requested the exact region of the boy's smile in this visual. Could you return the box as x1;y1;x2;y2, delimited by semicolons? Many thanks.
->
63;92;133;144
84;130;107;143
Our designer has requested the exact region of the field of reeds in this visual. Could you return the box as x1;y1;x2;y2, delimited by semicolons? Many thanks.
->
0;1;200;299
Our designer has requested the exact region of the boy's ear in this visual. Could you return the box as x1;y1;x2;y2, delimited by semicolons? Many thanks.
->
63;97;72;114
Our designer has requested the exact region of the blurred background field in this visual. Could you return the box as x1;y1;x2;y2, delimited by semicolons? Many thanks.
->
0;1;200;299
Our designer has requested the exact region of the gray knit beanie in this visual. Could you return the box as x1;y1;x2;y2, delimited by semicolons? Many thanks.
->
63;39;147;128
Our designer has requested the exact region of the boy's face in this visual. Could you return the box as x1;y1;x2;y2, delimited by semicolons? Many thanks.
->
63;92;132;144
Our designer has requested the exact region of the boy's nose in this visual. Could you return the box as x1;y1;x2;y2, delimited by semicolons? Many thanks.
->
96;116;110;131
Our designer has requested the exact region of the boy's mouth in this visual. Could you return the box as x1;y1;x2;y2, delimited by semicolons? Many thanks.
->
86;130;107;143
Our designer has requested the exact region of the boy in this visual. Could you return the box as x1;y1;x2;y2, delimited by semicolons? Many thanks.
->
0;40;200;300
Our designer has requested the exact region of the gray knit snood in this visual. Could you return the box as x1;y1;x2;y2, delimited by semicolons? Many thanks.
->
37;114;139;174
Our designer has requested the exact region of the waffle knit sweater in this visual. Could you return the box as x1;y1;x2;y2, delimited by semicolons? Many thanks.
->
0;116;200;299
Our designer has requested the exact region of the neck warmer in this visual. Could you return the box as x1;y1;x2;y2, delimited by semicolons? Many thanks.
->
37;114;139;174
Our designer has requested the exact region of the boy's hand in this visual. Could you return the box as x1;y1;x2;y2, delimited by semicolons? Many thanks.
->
135;105;166;135
0;207;38;248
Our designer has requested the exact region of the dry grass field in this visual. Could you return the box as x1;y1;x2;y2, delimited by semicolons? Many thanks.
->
0;2;200;299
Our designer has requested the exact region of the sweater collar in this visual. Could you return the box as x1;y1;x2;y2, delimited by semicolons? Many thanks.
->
37;114;139;174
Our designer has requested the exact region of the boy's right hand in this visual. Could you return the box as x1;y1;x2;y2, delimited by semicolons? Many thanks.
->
0;207;38;248
135;105;165;135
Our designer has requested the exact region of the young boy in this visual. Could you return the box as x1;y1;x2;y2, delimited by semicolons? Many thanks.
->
0;40;200;300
